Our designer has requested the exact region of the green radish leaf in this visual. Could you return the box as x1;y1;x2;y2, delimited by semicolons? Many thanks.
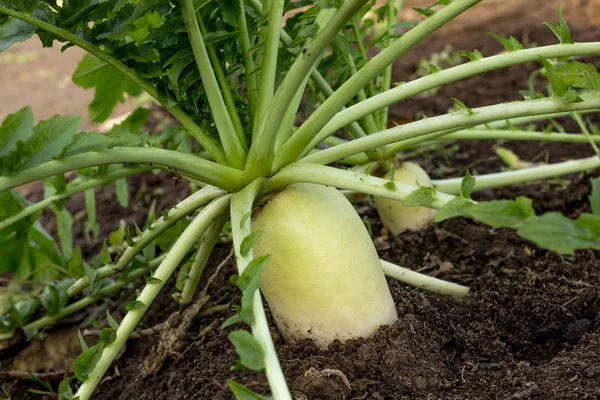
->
83;262;97;292
222;313;242;329
590;178;600;216
115;107;150;135
487;33;524;51
239;211;253;229
413;7;435;17
101;240;111;265
99;327;117;345
227;380;272;400
146;276;162;284
77;330;88;352
452;98;474;115
435;196;535;228
402;187;437;208
428;64;441;74
543;3;571;44
0;17;36;52
72;54;141;122
60;133;113;157
8;298;39;327
68;246;84;278
228;330;265;371
240;231;262;257
383;181;397;191
0;115;80;174
126;300;146;311
53;173;66;194
176;260;192;291
133;220;143;237
115;177;129;207
124;226;135;246
106;310;119;330
517;212;600;255
236;255;271;325
0;106;34;157
54;207;73;261
433;197;472;222
40;283;61;315
109;220;127;246
540;56;566;97
460;49;483;62
554;61;600;92
57;380;76;400
84;188;99;243
72;342;105;381
460;172;475;199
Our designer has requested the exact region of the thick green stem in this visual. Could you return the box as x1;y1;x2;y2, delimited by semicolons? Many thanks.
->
254;0;285;130
197;13;246;145
0;147;244;193
245;0;368;181
237;0;258;126
0;166;150;232
74;195;231;400
377;0;404;130
305;42;600;152
0;6;226;164
179;214;228;305
23;256;164;334
436;129;600;143
230;178;292;400
181;0;247;168
264;163;457;209
381;259;469;297
274;0;483;169
301;95;600;165
432;155;600;195
67;186;226;296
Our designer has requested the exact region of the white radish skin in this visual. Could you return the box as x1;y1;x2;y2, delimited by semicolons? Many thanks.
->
252;183;398;349
374;162;437;235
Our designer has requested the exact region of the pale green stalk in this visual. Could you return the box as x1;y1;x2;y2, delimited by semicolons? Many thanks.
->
0;166;150;232
197;13;246;144
230;178;292;400
0;6;226;164
74;195;231;400
274;0;484;170
237;0;258;126
377;0;404;130
301;95;600;165
0;148;244;193
264;163;457;209
245;0;369;181
334;37;379;134
247;0;371;143
179;214;228;305
572;112;600;156
23;255;164;334
350;19;376;99
254;0;285;132
180;0;247;168
68;186;226;296
306;42;600;152
479;110;598;130
432;155;600;195
380;260;469;297
437;129;600;143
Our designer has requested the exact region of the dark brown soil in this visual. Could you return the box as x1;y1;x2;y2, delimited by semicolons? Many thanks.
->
3;2;600;400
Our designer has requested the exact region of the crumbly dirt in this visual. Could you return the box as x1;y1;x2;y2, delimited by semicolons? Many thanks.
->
2;1;600;399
